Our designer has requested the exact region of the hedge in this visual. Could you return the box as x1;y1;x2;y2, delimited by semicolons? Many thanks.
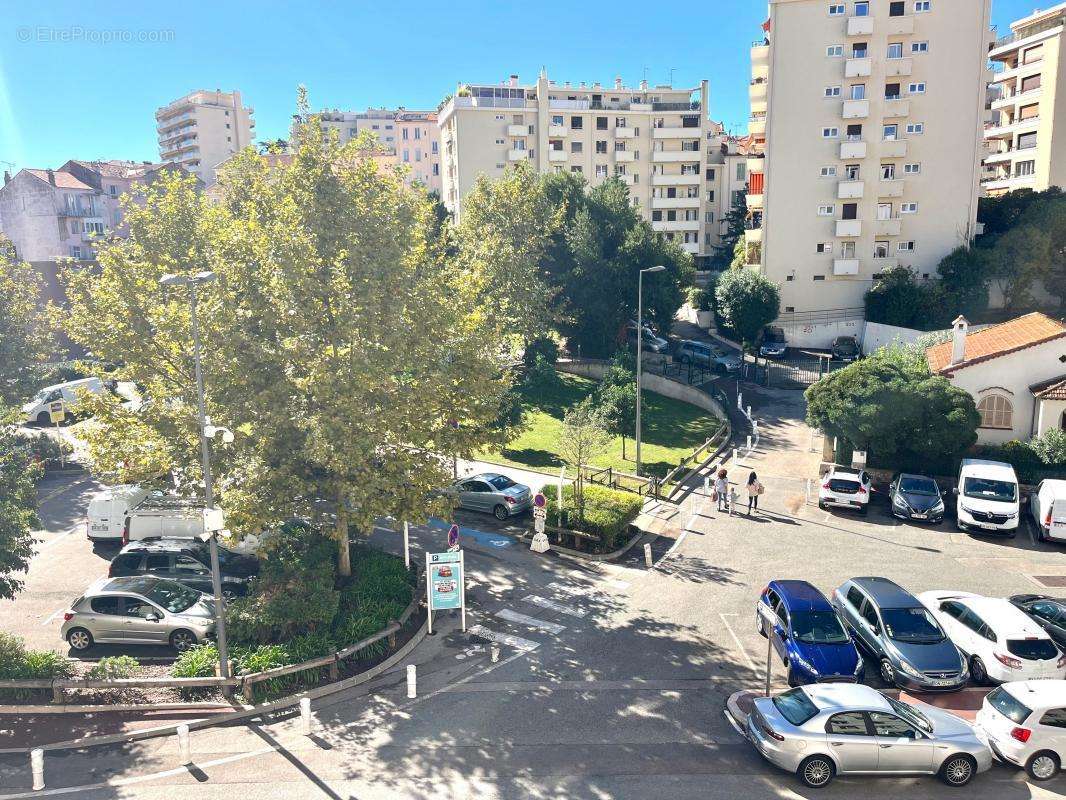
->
0;632;73;699
543;483;643;551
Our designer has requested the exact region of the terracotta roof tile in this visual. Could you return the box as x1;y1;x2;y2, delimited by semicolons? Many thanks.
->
926;312;1066;374
24;169;94;191
1031;374;1066;400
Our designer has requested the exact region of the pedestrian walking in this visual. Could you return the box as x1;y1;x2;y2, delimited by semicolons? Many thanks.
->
746;471;764;514
713;468;729;512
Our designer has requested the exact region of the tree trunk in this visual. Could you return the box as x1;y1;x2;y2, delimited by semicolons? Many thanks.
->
621;435;626;461
335;491;351;577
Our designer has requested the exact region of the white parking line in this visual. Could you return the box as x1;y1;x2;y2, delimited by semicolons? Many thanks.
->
42;608;66;626
468;624;541;652
34;526;81;553
522;594;588;618
719;612;758;673
495;608;566;635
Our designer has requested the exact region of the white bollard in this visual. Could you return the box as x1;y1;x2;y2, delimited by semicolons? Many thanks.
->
703;475;710;494
746;404;752;419
732;447;738;464
737;392;743;410
407;664;417;698
31;748;44;790
300;697;312;736
644;542;653;568
746;434;752;451
177;724;191;765
491;643;500;663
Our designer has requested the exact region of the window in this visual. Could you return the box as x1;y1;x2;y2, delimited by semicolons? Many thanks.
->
706;168;716;180
615;117;627;128
570;166;582;174
855;1;869;15
887;43;903;59
912;41;928;53
829;3;845;14
596;116;608;130
90;596;121;615
846;123;862;140
666;210;677;222
822;127;839;138
705;211;715;223
825;86;842;98
571;141;583;153
846;587;865;610
414;128;421;140
906;122;924;135
844;164;860;180
108;185;117;196
818;204;836;216
1040;709;1066;729
813;275;826;281
596;140;608;154
820;166;838;177
898;241;915;252
874;241;889;258
881;163;896;179
175;556;206;574
1023;44;1044;64
414;148;422;162
1022;74;1042;93
852;43;868;58
827;712;870;736
883;124;899;140
1020;103;1040;120
816;242;832;253
901;202;918;213
870;713;917;738
827;44;844;57
433;163;439;176
978;394;1013;429
1019;132;1038;150
571;116;583;129
877;202;892;219
908;82;926;94
1017;160;1036;177
904;163;921;176
707;189;716;202
842;202;858;220
736;162;747;180
914;0;930;10
551;115;564;126
850;84;866;100
885;83;901;100
889;0;905;15
840;242;856;259
595;164;608;178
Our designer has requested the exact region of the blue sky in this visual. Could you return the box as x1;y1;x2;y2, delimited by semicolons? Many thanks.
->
0;0;1044;170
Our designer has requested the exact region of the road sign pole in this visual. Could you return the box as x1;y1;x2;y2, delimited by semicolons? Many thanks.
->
403;521;410;569
425;552;433;635
460;550;466;632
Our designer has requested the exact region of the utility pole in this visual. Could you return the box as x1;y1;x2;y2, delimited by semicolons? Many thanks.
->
635;265;666;476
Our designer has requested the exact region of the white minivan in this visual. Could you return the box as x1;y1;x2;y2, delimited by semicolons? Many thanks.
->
955;459;1020;537
1030;479;1066;543
86;485;153;543
123;495;226;545
21;377;105;425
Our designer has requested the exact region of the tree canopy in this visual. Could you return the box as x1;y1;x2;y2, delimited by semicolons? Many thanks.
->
0;238;54;407
714;268;780;350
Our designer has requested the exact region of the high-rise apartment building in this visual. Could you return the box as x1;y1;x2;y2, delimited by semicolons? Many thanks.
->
984;2;1066;196
439;71;715;262
747;0;991;327
156;90;255;185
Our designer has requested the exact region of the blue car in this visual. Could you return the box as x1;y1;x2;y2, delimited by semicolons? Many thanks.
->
756;580;864;686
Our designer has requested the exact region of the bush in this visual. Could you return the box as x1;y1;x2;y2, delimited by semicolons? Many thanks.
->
1030;428;1066;465
0;633;73;698
685;286;711;311
975;433;1066;484
522;336;559;369
544;483;642;551
86;655;139;681
171;642;219;678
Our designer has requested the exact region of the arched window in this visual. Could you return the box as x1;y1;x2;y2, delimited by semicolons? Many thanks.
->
977;394;1013;429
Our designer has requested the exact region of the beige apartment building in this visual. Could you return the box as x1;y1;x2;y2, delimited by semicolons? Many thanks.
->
984;2;1066;196
156;90;255;185
439;72;717;262
747;0;990;330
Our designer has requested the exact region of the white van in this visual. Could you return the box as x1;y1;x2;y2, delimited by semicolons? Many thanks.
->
1030;479;1066;543
123;495;226;545
955;458;1020;537
86;485;153;543
21;377;105;425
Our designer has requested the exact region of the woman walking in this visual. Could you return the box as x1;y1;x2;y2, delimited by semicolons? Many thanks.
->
746;471;763;514
714;468;729;513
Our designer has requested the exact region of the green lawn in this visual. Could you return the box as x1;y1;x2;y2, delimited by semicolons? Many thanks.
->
480;372;724;479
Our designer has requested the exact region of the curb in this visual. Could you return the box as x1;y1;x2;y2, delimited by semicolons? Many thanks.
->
513;529;646;562
0;701;238;716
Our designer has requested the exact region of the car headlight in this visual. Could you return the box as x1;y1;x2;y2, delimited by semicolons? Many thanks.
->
931;498;945;512
960;504;976;517
896;659;923;678
892;494;909;509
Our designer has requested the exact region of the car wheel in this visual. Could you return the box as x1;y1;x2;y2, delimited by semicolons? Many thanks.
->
170;629;197;652
1026;750;1060;782
493;504;508;521
818;501;827;510
36;411;50;426
939;753;977;786
1006;530;1017;539
859;505;868;516
797;755;835;788
970;655;989;686
66;628;93;651
879;658;895;685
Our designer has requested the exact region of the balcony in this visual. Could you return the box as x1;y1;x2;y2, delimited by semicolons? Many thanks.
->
840;140;867;159
652;173;700;186
652;196;700;209
878;179;904;197
886;58;913;77
652;220;700;232
983;149;1015;165
883;98;910;118
847;16;873;35
838;180;864;199
507;149;528;162
874;218;902;236
750;79;767;103
745;227;763;244
881;139;907;157
652;150;698;163
548;124;567;137
548;149;568;162
749;115;766;136
507;124;529;137
842;99;870;119
991;86;1043;110
833;258;860;275
887;15;915;35
617;173;636;186
836;219;861;237
752;42;769;72
652;126;694;139
746;192;763;209
846;58;872;77
615;150;636;162
682;242;700;255
982;173;1037;192
615;127;636;139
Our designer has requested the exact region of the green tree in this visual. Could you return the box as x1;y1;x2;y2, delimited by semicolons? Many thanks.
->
0;432;40;599
595;356;637;460
715;191;747;268
558;398;612;519
936;246;991;320
987;224;1051;310
714;268;780;351
0;238;54;407
864;267;927;328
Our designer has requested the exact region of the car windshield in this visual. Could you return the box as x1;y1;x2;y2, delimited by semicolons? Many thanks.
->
791;611;850;644
145;580;201;613
987;686;1032;724
886;695;933;733
834;339;857;351
963;476;1017;502
900;476;939;496
771;687;819;725
1007;638;1059;661
488;476;516;491
881;607;945;643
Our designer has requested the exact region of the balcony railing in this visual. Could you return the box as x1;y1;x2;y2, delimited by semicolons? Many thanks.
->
994;15;1064;48
652;101;701;111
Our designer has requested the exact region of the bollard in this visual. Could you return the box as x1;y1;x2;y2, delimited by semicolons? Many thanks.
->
407;664;417;698
300;697;312;736
746;404;752;419
177;724;191;765
703;475;710;495
732;447;738;464
644;542;653;568
31;748;44;790
746;434;752;451
491;643;500;663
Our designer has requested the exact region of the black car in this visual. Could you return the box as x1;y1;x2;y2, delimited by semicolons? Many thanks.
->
108;539;258;598
831;335;860;362
1010;594;1066;651
888;473;946;523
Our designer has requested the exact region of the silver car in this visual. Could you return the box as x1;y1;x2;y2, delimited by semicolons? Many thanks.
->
447;473;532;520
746;683;991;788
61;576;216;653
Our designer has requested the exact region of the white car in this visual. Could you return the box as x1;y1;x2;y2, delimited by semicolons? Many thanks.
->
954;458;1020;536
818;466;871;515
918;591;1066;685
975;680;1066;781
1030;479;1066;543
22;377;105;425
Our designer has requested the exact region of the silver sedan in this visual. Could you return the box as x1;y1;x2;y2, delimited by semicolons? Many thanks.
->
745;683;992;788
445;473;532;520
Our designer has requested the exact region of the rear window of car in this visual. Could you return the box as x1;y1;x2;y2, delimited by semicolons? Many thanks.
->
112;554;141;570
488;476;516;491
987;686;1032;724
1007;638;1059;661
771;687;819;725
829;479;860;492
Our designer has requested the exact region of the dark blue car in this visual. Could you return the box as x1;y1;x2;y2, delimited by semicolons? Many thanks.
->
756;580;864;686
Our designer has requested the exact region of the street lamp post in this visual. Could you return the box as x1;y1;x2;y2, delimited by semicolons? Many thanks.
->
635;265;666;476
160;271;230;682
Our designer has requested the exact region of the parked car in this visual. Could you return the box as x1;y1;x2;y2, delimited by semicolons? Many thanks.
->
87;484;154;543
745;683;991;788
954;459;1020;537
445;473;532;520
122;495;226;546
1030;479;1066;543
831;577;969;691
830;335;860;362
108;538;259;598
975;680;1066;781
1009;595;1066;652
624;323;669;354
756;580;863;686
888;473;945;523
675;339;741;373
22;377;106;425
818;466;872;515
757;325;788;359
918;591;1066;685
61;576;215;653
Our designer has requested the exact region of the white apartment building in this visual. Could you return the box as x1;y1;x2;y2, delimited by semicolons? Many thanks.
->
315;108;398;148
747;0;991;331
438;71;715;262
984;2;1066;196
156;90;255;185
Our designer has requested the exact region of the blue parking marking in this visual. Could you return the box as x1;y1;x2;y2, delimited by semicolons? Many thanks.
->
429;518;514;548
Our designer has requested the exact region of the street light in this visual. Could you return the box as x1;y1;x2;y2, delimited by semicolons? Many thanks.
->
636;265;666;476
159;271;231;682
